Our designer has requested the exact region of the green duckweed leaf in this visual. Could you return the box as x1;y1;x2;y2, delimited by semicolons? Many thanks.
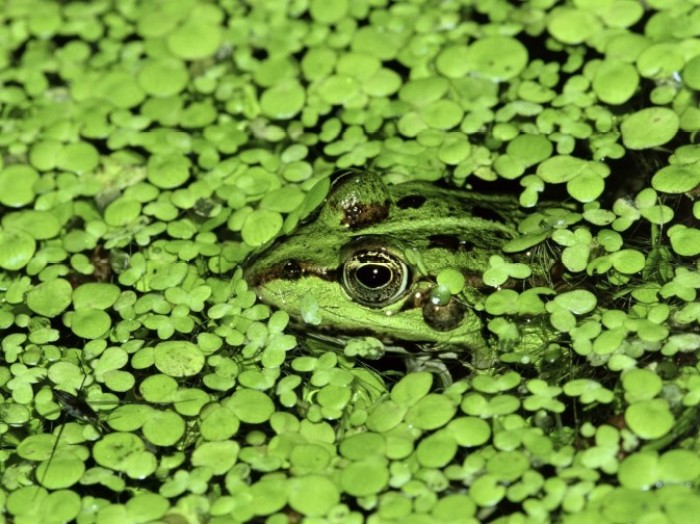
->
288;475;340;517
461;393;520;417
143;410;185;447
487;450;530;482
192;441;240;475
625;399;674;440
484;289;519;315
228;389;275;424
400;76;448;107
547;7;602;44
366;400;407;433
652;164;700;194
432;494;477;520
36;448;86;490
610;249;645;274
622;369;662;402
567;172;605;202
9;488;82;523
447;417;491;447
154;341;205;377
69;308;112;339
436;268;466;294
104;197;142;227
563;379;614;404
261;80;306;119
247;478;288;516
241;209;283;247
621;108;679;150
592;60;639;105
0;165;40;207
473;372;521;394
344;336;384;359
200;405;240;441
340;432;385;460
416;430;458;468
466;37;528;81
139;374;178;403
167;19;223;60
0;228;36;270
126;493;170;522
3;210;62;240
618;452;659;490
483;256;532;286
507;134;553;168
659;449;700;483
669;225;700;256
470;473;505;507
318;75;360;105
290;443;332;473
27;279;73;317
419;100;464;130
340;458;389;497
72;283;121;310
147;154;191;189
683;54;700;90
56;142;99;174
309;0;348;23
637;42;684;79
137;58;189;97
93;432;157;478
391;372;432;406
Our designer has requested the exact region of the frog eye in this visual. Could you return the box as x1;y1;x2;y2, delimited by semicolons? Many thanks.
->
341;248;411;308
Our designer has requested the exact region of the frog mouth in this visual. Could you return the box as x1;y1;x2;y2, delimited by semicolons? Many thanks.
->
254;277;477;340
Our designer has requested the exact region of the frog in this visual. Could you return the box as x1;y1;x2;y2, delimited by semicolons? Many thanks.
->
244;171;554;369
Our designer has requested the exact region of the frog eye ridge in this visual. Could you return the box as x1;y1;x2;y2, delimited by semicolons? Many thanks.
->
321;171;391;230
341;246;411;308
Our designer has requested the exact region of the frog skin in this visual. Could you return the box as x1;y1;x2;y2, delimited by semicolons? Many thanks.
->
244;171;550;364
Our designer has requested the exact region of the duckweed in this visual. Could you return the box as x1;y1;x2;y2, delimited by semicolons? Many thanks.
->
2;0;700;522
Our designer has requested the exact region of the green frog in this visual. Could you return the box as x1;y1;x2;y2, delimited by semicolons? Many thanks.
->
244;171;553;368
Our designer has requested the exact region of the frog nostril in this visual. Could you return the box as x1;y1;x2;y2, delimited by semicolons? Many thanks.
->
396;195;426;209
282;260;302;279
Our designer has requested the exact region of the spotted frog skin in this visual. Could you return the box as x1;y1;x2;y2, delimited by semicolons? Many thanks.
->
244;171;548;363
245;172;556;364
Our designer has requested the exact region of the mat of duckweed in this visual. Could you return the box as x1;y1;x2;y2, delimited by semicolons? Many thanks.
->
2;0;700;522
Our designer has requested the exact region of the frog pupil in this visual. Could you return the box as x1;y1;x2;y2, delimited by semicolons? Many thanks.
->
355;264;392;289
